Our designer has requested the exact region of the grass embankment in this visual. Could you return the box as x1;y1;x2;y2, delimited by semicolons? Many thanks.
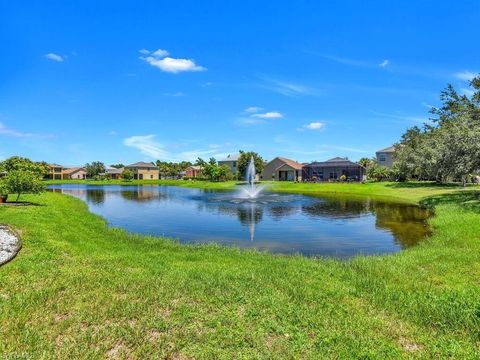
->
1;182;480;358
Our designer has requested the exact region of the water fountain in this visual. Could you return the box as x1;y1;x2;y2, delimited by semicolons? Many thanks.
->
239;156;264;199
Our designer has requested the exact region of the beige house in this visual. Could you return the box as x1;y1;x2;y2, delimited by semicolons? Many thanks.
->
261;157;303;181
218;154;240;174
45;164;64;180
63;167;87;179
376;146;396;168
125;162;159;180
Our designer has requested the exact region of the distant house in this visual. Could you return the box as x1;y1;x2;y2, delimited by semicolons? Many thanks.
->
261;157;303;181
302;157;366;182
63;167;87;180
125;162;159;180
218;154;240;174
376;146;396;168
101;167;124;179
184;165;202;178
45;164;64;180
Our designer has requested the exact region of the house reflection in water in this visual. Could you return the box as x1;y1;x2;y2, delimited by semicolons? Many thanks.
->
47;184;432;257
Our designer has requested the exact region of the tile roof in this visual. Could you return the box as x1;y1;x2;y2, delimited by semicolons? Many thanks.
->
306;157;364;168
274;157;303;170
125;161;158;168
219;154;240;161
376;146;396;153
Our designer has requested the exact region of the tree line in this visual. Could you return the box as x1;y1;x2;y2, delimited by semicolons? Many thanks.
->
362;75;480;184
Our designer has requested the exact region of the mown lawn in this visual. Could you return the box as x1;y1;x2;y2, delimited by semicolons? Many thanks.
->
1;182;480;359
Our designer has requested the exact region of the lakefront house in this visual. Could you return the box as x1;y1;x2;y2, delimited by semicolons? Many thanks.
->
125;162;159;180
184;165;202;178
375;146;396;168
302;157;366;182
45;164;65;180
63;167;87;180
218;154;240;174
261;157;303;181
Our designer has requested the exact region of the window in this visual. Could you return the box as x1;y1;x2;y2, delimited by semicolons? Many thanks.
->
150;175;153;179
272;173;275;179
233;161;237;168
378;154;386;162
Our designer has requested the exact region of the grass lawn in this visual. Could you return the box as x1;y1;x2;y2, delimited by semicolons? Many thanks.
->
1;182;480;358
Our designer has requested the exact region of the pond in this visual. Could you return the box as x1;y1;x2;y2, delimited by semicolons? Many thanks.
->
48;184;431;258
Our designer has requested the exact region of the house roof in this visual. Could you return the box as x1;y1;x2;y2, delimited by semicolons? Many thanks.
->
219;154;240;162
273;157;303;170
106;167;124;174
63;167;86;175
48;163;64;168
125;161;158;169
306;157;364;168
376;146;396;153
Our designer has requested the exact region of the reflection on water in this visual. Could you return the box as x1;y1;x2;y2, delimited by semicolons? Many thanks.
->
48;184;432;258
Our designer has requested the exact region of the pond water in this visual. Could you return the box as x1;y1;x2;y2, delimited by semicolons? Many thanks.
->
48;184;431;258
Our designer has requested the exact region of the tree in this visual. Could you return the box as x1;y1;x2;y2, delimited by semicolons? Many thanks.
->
110;163;124;169
121;168;134;181
237;151;265;180
394;75;480;184
367;163;393;182
0;157;47;202
85;161;106;178
358;157;373;169
194;158;232;181
0;156;48;175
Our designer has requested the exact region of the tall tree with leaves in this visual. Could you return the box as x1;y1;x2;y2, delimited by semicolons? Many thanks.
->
0;157;47;202
85;161;106;178
395;75;480;184
237;151;265;180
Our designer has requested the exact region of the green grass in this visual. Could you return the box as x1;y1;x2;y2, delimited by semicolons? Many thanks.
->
1;182;480;358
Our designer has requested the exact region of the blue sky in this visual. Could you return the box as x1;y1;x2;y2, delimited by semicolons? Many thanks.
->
1;1;479;165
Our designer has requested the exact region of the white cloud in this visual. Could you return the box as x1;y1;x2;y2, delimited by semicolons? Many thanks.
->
139;49;150;55
251;111;283;119
140;48;206;74
370;110;430;124
0;122;50;138
107;130;118;136
454;71;477;81
44;53;64;62
152;49;169;57
123;135;168;159
244;106;263;113
297;122;325;131
379;59;389;68
461;88;475;97
123;134;234;161
237;117;266;126
260;78;315;96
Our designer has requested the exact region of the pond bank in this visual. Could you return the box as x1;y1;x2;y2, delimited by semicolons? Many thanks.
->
0;183;479;358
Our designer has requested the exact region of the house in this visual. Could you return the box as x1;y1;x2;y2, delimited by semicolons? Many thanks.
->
125;162;159;180
45;164;64;180
63;167;87;179
102;167;124;179
302;157;366;182
261;157;303;181
218;154;240;174
376;146;396;168
184;165;202;178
